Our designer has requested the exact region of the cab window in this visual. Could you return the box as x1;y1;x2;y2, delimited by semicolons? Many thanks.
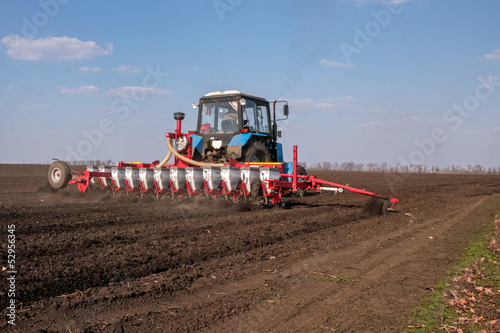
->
199;101;239;134
243;101;270;134
242;100;256;131
256;105;270;133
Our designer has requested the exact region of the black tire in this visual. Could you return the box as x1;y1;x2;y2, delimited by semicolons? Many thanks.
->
363;197;390;216
294;165;307;197
244;141;271;163
381;200;390;215
48;161;71;190
296;164;307;176
250;180;265;204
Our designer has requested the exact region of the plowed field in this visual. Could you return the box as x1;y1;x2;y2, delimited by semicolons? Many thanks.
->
1;164;499;332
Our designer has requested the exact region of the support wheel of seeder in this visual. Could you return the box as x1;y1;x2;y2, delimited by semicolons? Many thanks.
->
363;197;391;216
251;179;267;206
48;160;71;190
381;200;391;215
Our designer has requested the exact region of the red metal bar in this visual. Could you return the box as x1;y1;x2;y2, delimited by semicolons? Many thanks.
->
68;171;112;193
292;145;297;192
110;179;123;193
176;119;182;137
139;181;151;197
280;174;309;179
284;145;398;205
124;179;133;193
153;180;161;196
186;181;194;197
313;178;399;204
273;180;312;189
186;135;193;160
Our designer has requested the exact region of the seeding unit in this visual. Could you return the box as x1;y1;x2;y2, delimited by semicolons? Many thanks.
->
48;91;399;213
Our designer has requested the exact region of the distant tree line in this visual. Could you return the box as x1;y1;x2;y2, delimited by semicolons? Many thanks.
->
66;159;115;166
303;161;500;175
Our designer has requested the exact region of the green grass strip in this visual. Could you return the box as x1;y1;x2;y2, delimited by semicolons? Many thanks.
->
404;195;499;332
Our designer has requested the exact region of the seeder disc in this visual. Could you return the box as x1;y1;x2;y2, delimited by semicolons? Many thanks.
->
363;197;390;216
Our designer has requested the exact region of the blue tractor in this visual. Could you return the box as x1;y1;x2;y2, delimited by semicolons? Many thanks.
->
189;90;289;163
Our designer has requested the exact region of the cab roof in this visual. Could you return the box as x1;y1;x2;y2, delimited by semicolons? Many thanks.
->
202;90;268;102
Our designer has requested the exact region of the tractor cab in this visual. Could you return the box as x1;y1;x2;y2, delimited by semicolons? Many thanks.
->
191;90;288;163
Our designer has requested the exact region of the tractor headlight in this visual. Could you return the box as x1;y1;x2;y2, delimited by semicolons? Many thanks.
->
174;135;189;152
211;140;222;150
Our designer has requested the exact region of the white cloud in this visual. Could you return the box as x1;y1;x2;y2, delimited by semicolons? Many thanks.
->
486;75;499;85
331;96;356;102
114;65;140;73
362;106;408;116
466;129;489;135
320;59;355;68
59;85;173;97
467;126;500;135
357;121;384;127
79;66;102;72
106;86;174;96
350;0;414;5
286;96;356;113
1;35;113;61
17;103;50;111
59;85;102;96
479;75;500;89
481;49;500;61
390;0;414;4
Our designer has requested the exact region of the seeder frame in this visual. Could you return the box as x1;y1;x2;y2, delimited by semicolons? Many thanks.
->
65;145;399;210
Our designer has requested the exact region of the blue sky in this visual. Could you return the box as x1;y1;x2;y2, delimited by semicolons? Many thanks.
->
1;0;499;168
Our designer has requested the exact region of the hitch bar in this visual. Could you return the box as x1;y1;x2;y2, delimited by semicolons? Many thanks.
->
288;145;399;210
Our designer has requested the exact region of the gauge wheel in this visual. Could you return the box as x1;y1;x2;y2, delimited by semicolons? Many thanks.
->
48;161;71;190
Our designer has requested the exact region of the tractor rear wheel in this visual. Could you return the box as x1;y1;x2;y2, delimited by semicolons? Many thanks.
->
245;141;271;163
295;164;307;197
297;164;307;175
48;161;71;190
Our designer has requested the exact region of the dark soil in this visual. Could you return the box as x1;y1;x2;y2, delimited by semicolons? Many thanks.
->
1;164;499;332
